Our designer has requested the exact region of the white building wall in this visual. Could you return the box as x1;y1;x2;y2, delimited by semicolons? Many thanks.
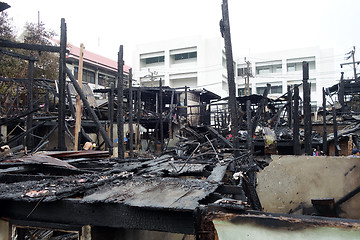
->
236;47;337;106
133;36;229;97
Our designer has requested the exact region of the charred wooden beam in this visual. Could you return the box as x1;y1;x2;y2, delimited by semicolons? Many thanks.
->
159;78;163;152
117;45;125;159
287;85;292;128
303;61;312;155
0;49;39;61
108;83;114;155
221;0;240;157
128;69;134;158
58;18;67;151
293;85;301;155
0;39;61;53
65;67;113;151
338;72;345;113
322;87;328;155
333;104;339;156
25;56;35;151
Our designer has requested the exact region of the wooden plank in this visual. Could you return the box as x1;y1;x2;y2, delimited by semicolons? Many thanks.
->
74;43;84;151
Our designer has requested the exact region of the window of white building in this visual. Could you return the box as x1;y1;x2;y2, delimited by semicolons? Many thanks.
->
286;56;316;72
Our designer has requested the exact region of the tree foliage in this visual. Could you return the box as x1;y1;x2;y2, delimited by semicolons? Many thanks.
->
0;12;59;79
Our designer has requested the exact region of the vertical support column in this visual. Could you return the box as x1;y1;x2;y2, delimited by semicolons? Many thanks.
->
333;105;339;156
246;100;252;152
117;45;125;159
159;78;164;152
221;0;240;157
109;83;114;155
293;85;300;155
287;85;292;128
338;72;345;114
302;61;312;155
74;43;84;151
26;57;35;152
184;86;188;121
58;18;67;151
137;88;141;150
128;69;134;158
322;87;327;155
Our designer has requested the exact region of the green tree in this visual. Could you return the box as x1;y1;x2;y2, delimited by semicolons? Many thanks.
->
23;22;59;80
0;11;26;78
0;12;59;79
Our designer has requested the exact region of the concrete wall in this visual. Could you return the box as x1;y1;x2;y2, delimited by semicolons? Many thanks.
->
257;155;360;219
0;220;8;240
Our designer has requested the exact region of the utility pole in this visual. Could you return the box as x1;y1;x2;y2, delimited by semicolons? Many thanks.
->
145;69;158;87
342;46;358;79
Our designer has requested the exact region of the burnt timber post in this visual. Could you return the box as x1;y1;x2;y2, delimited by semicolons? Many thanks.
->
246;100;252;152
128;69;134;158
26;56;35;151
117;45;125;159
137;88;141;149
159;78;164;152
221;0;240;157
333;104;339;156
184;86;188;121
322;87;327;155
58;18;67;150
293;85;301;155
109;83;114;155
287;85;292;128
302;61;312;155
338;72;345;114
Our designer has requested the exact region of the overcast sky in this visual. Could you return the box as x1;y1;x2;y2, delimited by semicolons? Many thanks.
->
5;0;360;75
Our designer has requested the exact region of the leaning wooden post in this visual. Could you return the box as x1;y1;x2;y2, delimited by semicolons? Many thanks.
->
338;72;345;114
322;87;327;155
58;18;67;150
221;0;240;157
74;43;84;151
293;85;301;155
117;45;125;159
302;61;312;155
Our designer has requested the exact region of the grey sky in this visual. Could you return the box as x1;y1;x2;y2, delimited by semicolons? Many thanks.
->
5;0;360;75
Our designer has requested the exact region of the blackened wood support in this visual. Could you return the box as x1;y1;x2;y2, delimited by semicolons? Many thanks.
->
109;83;114;155
333;104;339;156
293;85;301;155
26;56;35;151
221;0;240;157
246;100;252;153
65;67;113;152
322;87;328;155
137;88;141;148
0;39;61;53
58;18;67;151
128;69;134;158
66;84;75;118
159;78;164;152
117;45;125;159
184;86;188;121
338;72;345;114
287;85;292;128
302;61;312;155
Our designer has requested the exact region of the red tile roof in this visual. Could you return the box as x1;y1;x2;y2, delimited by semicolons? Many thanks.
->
67;43;130;74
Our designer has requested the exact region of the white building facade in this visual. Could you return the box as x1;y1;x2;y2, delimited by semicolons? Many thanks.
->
133;36;230;97
236;47;338;106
